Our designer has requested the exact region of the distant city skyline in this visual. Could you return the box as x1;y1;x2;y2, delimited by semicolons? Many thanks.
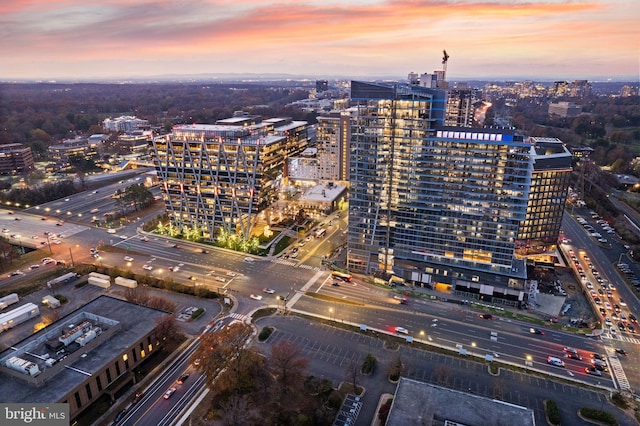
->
1;0;638;82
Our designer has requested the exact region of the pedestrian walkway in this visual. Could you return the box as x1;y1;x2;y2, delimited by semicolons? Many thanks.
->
228;312;247;322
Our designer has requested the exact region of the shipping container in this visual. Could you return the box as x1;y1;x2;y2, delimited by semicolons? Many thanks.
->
115;276;138;288
88;276;111;288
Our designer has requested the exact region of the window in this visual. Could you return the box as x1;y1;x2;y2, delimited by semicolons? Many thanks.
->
114;361;121;376
85;383;92;400
74;392;82;409
106;368;112;383
96;376;102;391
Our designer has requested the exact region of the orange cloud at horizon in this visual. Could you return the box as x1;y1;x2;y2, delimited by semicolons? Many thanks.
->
0;0;637;80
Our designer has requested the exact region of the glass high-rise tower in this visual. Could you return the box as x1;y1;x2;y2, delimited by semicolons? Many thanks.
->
348;81;537;304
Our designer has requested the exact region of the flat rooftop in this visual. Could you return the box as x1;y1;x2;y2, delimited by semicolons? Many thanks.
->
299;183;346;203
0;296;169;404
386;377;535;426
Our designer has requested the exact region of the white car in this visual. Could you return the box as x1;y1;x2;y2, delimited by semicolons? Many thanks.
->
215;276;226;282
262;288;275;294
243;257;255;262
143;264;153;271
605;302;612;311
395;326;409;335
124;256;134;262
119;235;128;240
250;294;263;301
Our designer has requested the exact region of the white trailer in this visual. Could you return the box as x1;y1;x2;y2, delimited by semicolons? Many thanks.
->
88;276;111;289
0;303;40;332
115;276;138;288
89;272;111;281
42;295;60;309
0;293;19;310
6;356;41;377
47;272;79;288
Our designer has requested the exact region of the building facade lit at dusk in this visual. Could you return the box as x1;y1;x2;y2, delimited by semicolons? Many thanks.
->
347;81;570;305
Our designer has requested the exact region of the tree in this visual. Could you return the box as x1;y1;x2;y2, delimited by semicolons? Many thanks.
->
153;315;182;347
269;340;309;396
146;296;177;313
123;287;150;305
192;322;258;391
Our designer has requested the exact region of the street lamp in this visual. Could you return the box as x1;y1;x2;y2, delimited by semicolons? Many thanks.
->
329;307;334;322
525;355;533;367
471;341;477;357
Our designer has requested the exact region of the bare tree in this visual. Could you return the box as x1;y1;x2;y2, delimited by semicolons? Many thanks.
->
123;287;149;305
269;340;309;391
153;315;182;347
433;365;451;386
345;356;360;395
146;296;177;313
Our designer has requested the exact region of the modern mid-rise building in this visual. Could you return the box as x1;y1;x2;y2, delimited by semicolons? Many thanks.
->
516;137;573;254
0;143;34;175
103;116;150;133
347;80;572;305
149;117;307;240
316;110;352;183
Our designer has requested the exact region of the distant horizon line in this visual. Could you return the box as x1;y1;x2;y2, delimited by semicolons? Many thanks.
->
1;72;637;85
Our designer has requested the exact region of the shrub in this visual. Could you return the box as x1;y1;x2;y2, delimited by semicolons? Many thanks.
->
545;399;561;425
361;353;376;374
579;407;618;426
378;398;393;424
54;294;68;304
258;326;274;341
190;308;204;320
388;358;403;382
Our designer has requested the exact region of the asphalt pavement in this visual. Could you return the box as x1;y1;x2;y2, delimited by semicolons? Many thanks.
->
255;315;638;426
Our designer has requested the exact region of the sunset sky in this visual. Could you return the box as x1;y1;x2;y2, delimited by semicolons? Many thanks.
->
1;0;638;81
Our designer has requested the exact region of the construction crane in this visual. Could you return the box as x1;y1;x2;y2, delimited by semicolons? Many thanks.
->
441;50;449;89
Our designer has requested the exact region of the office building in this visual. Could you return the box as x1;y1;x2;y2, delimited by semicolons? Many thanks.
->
149;117;307;240
548;101;582;118
47;137;101;172
0;296;170;423
348;81;539;305
103;116;150;133
0;143;34;175
445;88;477;127
516;137;573;254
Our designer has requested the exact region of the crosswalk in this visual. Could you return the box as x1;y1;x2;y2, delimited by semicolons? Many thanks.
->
271;258;320;271
228;312;246;322
602;333;640;344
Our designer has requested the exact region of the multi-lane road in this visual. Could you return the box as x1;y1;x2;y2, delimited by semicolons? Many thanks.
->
2;180;640;425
